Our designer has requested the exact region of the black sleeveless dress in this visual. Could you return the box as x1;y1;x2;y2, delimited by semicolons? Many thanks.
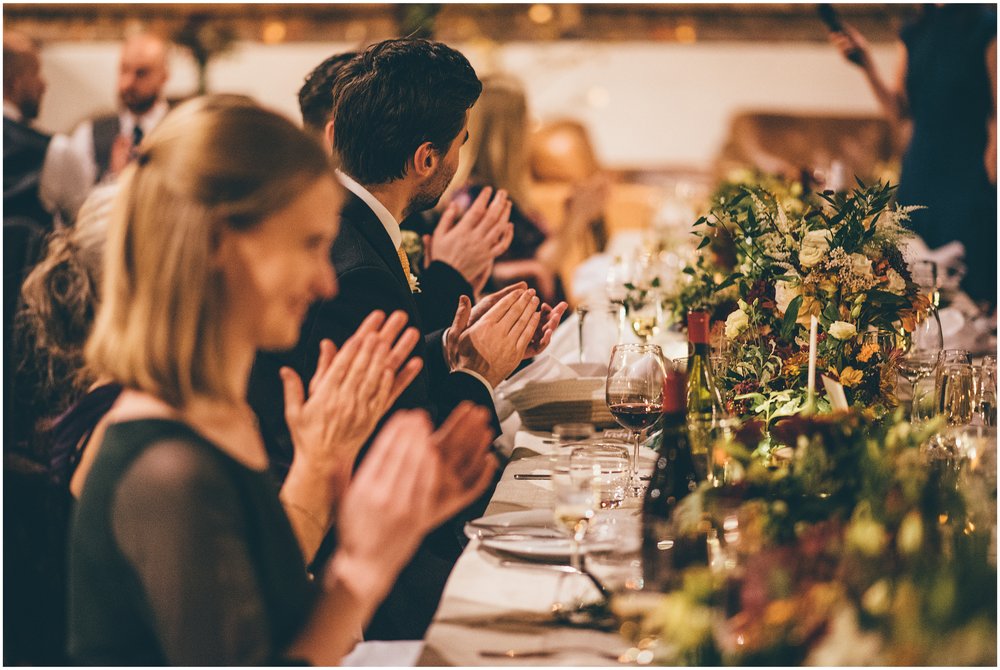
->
68;418;315;665
897;5;997;305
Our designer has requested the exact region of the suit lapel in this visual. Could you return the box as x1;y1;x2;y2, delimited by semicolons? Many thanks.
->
340;192;411;290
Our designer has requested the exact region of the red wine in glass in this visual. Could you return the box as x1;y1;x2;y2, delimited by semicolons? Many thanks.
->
609;402;662;431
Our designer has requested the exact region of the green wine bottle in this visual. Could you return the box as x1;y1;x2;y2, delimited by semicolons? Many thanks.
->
685;311;724;478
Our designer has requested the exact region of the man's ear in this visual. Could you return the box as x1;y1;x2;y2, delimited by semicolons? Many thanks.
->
411;141;439;178
323;119;336;155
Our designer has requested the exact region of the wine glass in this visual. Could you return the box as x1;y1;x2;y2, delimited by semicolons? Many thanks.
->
606;343;666;496
625;287;665;344
911;259;941;308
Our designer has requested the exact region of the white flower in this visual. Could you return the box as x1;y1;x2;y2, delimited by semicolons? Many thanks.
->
885;268;906;294
725;308;749;339
828;321;857;340
850;253;872;277
407;273;421;294
774;276;801;314
775;202;791;233
799;229;833;268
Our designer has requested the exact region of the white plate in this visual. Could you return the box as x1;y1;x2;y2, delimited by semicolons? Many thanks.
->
466;509;627;561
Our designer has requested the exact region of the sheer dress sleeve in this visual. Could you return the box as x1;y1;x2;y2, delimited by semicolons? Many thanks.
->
110;439;297;665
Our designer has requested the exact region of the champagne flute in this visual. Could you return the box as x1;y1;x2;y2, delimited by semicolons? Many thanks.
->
606;343;666;496
551;447;599;616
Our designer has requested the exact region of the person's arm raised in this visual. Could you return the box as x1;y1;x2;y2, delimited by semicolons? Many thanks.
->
830;25;910;123
278;310;422;562
285;411;440;665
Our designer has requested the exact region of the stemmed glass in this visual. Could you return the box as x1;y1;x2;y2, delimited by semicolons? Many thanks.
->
606;343;666;496
899;315;943;423
551;447;599;617
625;287;665;344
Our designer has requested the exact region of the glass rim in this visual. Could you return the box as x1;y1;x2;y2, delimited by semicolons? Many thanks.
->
611;342;663;353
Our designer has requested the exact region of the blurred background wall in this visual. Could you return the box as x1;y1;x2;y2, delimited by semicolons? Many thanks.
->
6;3;914;173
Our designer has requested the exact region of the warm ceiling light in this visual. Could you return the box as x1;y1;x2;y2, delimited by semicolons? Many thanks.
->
262;20;286;44
528;4;555;25
676;23;697;43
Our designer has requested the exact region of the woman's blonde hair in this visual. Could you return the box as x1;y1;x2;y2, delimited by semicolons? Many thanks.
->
459;74;531;207
85;95;333;407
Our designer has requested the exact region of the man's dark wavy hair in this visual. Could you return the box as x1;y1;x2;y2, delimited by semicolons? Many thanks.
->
332;38;482;185
298;51;358;134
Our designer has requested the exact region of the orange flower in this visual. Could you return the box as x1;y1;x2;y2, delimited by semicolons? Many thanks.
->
857;342;879;363
839;366;864;387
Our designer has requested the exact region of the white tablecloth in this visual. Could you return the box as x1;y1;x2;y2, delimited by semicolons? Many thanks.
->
417;431;656;666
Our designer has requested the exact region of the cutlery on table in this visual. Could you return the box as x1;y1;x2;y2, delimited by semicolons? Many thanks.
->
478;646;624;661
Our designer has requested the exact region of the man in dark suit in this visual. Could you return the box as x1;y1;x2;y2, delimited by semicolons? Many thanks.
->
249;38;564;640
295;49;514;332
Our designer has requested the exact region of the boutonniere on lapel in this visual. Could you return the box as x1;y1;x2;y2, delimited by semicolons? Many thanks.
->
398;230;423;294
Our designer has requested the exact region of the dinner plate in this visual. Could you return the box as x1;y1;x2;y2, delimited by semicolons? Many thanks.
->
465;509;626;561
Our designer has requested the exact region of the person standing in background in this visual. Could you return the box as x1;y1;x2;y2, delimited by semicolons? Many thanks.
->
70;31;171;185
831;4;997;308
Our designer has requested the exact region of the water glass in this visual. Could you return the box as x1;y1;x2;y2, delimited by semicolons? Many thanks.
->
978;359;997;427
941;364;976;426
577;443;631;509
911;374;938;424
935;349;973;413
577;301;623;365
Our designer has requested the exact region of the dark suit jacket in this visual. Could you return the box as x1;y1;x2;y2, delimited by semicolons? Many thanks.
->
249;191;497;474
399;211;476;331
247;190;499;640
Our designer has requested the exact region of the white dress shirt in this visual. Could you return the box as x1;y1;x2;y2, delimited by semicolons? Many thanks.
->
334;170;497;400
67;98;170;188
4;101;91;225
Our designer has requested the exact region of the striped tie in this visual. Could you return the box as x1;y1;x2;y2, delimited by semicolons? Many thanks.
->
396;246;412;279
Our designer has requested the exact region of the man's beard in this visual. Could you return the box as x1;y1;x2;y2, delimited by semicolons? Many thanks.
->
405;163;455;218
121;91;157;116
20;98;40;122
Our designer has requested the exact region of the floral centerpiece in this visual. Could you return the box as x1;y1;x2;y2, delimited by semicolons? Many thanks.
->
613;410;997;666
675;176;929;430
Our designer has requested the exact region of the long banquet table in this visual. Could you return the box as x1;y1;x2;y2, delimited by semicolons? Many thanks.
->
417;430;655;666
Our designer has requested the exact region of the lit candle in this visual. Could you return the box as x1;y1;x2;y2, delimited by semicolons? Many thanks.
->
807;315;818;409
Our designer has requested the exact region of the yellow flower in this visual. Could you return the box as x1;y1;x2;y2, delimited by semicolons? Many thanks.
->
783;361;801;377
795;295;822;326
857;342;879;363
840;366;864;387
